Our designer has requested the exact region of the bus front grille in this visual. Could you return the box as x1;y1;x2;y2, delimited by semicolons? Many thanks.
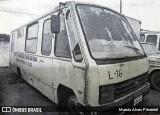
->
114;73;148;100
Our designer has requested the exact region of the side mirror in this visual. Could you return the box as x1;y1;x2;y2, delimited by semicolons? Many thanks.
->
73;44;83;62
51;15;60;34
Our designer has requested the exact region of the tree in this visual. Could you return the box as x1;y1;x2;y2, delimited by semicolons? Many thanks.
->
0;34;10;42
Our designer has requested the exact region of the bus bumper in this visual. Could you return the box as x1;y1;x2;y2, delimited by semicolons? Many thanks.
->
84;82;150;111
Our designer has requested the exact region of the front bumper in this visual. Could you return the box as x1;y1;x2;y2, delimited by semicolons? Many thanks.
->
85;82;150;111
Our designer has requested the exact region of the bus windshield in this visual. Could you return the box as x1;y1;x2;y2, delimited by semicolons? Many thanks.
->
76;4;145;59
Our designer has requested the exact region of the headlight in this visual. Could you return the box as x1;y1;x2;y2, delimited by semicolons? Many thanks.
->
99;85;114;104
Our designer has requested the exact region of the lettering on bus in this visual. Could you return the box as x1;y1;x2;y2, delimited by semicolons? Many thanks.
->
16;58;32;67
14;52;37;62
108;69;122;79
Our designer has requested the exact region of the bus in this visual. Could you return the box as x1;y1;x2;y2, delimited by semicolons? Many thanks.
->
9;1;150;113
141;42;160;91
140;30;160;51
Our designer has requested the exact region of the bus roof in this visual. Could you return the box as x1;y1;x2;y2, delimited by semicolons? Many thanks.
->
11;1;69;32
11;1;125;33
141;30;160;34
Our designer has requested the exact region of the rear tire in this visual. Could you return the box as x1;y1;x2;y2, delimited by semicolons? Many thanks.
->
150;71;160;91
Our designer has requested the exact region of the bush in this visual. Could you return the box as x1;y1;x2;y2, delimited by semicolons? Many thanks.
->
0;34;10;42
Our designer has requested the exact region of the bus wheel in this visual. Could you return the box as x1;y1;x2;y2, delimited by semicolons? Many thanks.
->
150;72;160;91
68;95;82;115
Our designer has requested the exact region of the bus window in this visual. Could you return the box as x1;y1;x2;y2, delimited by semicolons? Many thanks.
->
11;33;15;51
66;10;82;62
146;35;157;46
55;15;71;58
42;19;52;56
158;39;160;51
140;34;145;42
17;28;24;39
76;5;145;59
25;22;38;53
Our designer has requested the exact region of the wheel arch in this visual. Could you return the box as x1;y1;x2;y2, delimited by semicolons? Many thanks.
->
149;69;160;81
57;84;76;105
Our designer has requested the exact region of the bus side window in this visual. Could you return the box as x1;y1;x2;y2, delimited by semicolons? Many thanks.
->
158;38;160;51
140;34;145;42
54;15;71;58
11;33;15;51
17;28;24;39
146;35;157;46
25;22;38;53
66;10;83;62
41;19;52;56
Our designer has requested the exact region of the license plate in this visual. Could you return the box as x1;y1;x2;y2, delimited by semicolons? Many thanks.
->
134;95;142;106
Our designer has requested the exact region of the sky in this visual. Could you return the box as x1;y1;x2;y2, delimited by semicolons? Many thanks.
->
0;0;160;34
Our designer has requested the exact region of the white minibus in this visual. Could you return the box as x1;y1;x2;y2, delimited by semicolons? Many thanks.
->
9;1;150;113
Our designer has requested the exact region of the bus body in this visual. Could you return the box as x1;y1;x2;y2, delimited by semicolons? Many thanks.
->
140;30;160;51
9;1;150;111
141;42;160;91
125;16;141;39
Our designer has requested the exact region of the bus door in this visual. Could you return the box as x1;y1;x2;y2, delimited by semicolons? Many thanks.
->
33;18;55;101
65;9;87;104
51;9;87;104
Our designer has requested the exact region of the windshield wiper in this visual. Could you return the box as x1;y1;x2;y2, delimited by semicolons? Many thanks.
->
124;45;145;55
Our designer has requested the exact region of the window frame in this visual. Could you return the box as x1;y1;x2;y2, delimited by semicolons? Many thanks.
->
17;28;24;39
140;34;145;42
41;18;52;56
66;12;83;62
25;22;39;54
158;38;160;51
54;16;71;59
146;35;157;46
75;4;146;63
11;33;15;51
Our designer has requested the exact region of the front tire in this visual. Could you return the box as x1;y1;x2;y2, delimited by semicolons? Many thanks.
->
150;71;160;91
68;95;81;115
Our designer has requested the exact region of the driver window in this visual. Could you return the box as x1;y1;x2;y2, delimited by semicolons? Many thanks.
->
55;13;71;58
66;11;83;62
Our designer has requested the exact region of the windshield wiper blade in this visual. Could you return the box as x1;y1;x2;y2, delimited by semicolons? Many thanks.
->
124;45;145;55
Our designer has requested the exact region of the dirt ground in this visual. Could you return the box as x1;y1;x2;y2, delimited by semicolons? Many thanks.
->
0;67;160;115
